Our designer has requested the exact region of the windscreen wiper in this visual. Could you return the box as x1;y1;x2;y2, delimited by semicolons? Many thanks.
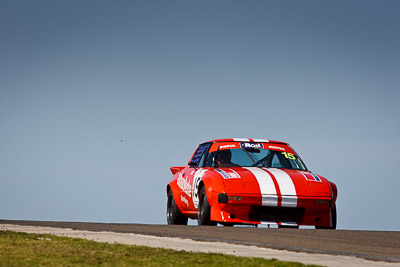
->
242;148;257;165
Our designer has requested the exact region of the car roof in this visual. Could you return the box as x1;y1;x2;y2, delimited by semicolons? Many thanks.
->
203;138;288;145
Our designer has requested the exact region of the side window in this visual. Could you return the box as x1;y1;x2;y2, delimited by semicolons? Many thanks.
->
205;151;215;167
197;149;208;167
190;143;211;167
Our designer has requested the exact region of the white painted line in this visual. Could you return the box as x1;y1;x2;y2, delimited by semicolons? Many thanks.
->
1;224;399;267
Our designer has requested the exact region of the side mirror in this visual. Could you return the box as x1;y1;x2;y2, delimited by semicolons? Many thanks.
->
188;161;197;167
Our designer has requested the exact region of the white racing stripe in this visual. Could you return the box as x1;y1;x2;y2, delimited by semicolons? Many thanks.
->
280;196;298;207
233;138;270;143
233;138;250;142
252;139;270;142
265;168;298;207
262;196;278;206
244;167;277;206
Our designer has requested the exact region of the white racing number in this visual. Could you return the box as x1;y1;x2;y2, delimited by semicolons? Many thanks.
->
192;169;207;208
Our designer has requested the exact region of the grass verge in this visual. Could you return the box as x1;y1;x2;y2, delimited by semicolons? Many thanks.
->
0;231;323;266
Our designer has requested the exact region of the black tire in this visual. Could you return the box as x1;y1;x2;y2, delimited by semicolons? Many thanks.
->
167;190;188;225
197;186;217;226
316;205;337;229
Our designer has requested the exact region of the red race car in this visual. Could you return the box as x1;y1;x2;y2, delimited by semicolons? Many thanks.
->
166;138;337;229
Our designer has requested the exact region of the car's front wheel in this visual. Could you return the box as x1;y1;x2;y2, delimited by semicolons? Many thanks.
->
197;186;217;226
167;190;188;225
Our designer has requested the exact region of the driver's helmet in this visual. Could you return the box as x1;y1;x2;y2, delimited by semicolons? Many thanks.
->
217;149;232;163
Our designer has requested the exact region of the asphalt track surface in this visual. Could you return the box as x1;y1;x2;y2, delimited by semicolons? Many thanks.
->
1;220;399;263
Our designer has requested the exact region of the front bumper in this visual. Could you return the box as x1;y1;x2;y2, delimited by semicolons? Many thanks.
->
211;192;334;227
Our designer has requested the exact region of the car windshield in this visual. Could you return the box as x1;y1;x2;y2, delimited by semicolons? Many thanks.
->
204;148;307;170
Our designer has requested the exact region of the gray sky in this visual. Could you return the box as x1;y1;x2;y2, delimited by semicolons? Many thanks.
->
1;0;399;230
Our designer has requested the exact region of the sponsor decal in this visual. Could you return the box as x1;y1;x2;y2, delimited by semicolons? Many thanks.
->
240;142;264;149
177;173;192;196
268;145;285;151
311;174;322;182
301;172;322;182
180;195;189;206
219;144;236;149
192;169;207;208
216;169;230;179
216;169;241;179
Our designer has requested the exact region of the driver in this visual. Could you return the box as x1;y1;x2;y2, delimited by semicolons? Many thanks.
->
215;149;238;167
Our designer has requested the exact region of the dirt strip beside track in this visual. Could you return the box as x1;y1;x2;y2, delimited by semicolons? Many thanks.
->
1;220;399;263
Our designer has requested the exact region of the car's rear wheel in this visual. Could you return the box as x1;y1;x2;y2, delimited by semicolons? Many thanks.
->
316;205;337;229
167;190;188;225
197;186;217;226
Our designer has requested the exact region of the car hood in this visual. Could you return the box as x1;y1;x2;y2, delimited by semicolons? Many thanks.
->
213;167;331;197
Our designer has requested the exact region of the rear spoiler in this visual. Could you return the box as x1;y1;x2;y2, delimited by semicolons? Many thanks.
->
170;166;185;175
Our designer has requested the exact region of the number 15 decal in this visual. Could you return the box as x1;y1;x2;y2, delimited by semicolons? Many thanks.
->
282;152;295;160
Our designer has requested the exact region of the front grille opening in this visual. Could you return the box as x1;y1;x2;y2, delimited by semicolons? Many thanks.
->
249;206;305;222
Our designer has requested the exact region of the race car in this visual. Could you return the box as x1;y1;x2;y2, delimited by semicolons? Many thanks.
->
166;138;337;229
